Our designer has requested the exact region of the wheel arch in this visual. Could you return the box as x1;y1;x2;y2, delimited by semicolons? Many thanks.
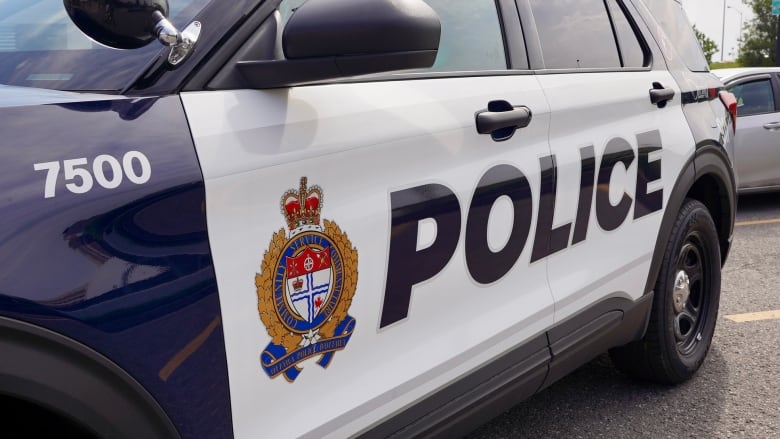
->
644;144;736;295
0;316;180;439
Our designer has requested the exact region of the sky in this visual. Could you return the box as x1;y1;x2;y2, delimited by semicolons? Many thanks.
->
682;0;756;62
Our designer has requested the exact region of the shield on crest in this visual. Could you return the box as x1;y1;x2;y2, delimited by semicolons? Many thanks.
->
285;246;333;323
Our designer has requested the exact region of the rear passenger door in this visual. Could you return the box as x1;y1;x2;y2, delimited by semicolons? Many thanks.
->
517;0;696;323
181;2;555;437
726;73;780;189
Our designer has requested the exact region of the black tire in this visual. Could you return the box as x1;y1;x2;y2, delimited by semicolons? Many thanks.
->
1;394;98;439
610;199;721;384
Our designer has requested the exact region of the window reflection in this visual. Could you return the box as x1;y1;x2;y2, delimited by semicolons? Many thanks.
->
529;0;620;69
0;0;210;91
423;0;506;72
729;80;776;117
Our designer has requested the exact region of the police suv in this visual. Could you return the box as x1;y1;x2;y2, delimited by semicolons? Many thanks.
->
0;0;737;438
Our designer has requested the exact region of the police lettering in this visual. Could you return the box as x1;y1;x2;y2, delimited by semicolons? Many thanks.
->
379;130;664;328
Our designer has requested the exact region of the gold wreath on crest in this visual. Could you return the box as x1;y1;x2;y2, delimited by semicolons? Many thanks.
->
255;220;358;352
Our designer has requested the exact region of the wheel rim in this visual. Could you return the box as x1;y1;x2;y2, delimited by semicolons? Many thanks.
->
672;231;711;356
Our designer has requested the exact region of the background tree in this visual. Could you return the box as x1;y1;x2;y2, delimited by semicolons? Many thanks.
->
738;0;777;66
693;25;719;63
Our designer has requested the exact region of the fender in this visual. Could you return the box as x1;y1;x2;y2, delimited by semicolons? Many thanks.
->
643;142;736;296
694;144;737;262
0;94;232;438
0;317;178;439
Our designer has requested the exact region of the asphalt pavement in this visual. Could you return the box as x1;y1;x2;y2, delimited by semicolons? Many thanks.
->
470;193;780;438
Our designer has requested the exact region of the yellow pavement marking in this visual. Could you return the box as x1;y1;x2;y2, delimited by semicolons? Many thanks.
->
735;218;780;227
725;310;780;323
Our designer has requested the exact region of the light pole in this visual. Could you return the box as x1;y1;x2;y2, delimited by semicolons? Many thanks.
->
728;6;743;38
728;5;743;58
721;0;726;61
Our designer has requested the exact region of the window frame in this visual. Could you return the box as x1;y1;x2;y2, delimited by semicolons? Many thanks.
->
605;0;651;68
516;0;653;74
726;74;780;118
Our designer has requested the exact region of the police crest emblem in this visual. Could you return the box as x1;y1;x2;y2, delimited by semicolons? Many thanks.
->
255;177;358;382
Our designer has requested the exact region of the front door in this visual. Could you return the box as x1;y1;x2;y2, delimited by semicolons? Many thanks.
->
181;1;556;436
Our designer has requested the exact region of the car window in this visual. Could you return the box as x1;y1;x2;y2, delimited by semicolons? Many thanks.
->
641;0;708;72
0;0;210;91
729;79;776;117
279;0;507;73
529;0;621;69
607;0;648;67
421;0;506;72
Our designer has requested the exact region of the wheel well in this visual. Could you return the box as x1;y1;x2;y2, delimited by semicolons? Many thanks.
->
643;150;735;296
0;317;180;439
0;393;98;438
685;173;732;265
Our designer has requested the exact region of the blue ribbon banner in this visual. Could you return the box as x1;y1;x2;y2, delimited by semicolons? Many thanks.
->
260;316;356;382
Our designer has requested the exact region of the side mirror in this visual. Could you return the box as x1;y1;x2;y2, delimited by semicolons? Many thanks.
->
235;0;441;88
63;0;201;66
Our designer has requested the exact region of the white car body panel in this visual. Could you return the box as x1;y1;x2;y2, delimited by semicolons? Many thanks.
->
181;75;556;438
539;71;695;322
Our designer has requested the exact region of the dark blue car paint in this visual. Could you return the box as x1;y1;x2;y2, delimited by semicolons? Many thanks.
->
0;94;232;438
0;84;116;108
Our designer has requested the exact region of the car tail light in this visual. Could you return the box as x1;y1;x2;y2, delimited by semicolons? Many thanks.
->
719;90;738;135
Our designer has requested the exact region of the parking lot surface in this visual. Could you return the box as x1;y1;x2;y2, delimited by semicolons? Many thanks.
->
471;193;780;438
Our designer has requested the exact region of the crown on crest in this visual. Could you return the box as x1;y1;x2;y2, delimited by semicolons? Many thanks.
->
280;177;323;230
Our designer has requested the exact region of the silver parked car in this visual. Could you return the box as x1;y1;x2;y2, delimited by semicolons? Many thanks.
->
714;68;780;193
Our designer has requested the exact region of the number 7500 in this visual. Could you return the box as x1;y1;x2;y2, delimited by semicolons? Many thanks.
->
34;151;152;199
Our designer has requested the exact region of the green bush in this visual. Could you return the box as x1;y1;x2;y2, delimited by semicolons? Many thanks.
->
710;61;742;69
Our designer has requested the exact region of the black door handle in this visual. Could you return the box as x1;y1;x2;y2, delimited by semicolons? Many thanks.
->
650;82;675;108
475;100;532;142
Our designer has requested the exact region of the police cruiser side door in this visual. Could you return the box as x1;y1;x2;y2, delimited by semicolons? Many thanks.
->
180;1;555;437
518;0;695;324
